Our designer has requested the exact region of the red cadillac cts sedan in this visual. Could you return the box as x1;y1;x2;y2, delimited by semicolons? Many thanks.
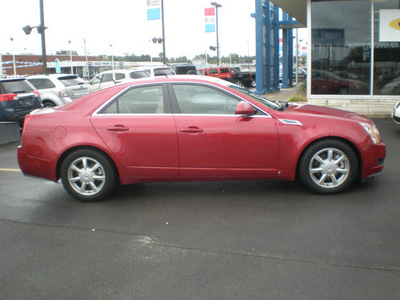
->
18;76;386;201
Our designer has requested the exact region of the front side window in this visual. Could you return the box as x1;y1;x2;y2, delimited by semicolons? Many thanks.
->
220;68;229;74
311;0;371;95
102;73;114;83
172;84;239;114
101;85;164;114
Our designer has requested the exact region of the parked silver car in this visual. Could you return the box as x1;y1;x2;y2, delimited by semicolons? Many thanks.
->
393;101;400;124
89;69;151;92
27;74;90;107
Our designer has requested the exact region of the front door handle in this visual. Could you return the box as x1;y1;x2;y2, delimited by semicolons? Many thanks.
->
180;126;203;133
107;125;129;132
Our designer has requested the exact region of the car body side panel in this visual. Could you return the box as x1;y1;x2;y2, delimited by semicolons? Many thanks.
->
17;110;128;183
90;114;179;179
174;115;280;178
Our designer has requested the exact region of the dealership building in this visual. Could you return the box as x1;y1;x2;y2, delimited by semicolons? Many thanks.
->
265;0;400;116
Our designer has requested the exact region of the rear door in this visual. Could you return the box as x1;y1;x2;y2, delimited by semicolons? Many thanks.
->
90;83;179;179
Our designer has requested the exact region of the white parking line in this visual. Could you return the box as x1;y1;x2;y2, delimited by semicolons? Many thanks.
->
0;168;21;172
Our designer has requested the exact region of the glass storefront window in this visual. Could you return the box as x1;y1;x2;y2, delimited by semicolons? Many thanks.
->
311;0;371;95
373;0;400;95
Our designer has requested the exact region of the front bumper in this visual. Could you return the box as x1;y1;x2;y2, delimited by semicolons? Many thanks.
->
361;143;386;179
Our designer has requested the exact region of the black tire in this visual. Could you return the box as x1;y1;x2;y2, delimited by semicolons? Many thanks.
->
299;140;358;194
42;100;56;108
338;86;349;94
60;149;115;201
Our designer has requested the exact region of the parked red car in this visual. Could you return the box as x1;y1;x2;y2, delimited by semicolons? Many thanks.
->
18;76;385;201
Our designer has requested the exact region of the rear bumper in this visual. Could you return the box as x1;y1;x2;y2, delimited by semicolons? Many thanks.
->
17;145;58;182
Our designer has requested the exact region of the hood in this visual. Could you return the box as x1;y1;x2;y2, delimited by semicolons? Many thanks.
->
285;103;370;123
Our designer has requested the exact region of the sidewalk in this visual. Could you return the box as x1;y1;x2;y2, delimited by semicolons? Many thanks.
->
263;86;298;101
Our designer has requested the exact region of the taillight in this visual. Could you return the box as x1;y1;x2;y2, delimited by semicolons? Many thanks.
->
0;93;17;101
59;89;68;98
21;114;33;139
33;90;40;97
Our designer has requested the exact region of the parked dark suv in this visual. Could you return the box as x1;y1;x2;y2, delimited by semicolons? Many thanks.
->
0;77;42;126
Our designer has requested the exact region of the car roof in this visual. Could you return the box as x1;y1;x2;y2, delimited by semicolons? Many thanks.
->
113;74;230;87
98;69;145;75
0;77;27;82
27;74;79;79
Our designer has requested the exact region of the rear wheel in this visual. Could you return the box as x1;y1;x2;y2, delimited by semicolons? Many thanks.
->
42;100;56;108
299;140;358;194
60;149;115;201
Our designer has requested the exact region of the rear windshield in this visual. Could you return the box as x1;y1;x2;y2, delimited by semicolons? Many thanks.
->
58;76;86;87
154;68;175;76
129;71;151;79
0;79;34;94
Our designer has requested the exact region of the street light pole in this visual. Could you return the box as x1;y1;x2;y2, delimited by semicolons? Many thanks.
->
22;0;48;74
39;0;47;73
161;0;166;65
211;2;222;66
68;40;74;74
10;38;16;76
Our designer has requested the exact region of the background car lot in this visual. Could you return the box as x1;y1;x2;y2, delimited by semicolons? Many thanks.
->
27;74;90;107
0;118;399;299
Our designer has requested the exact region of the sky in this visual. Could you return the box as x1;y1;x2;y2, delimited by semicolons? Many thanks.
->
0;0;306;60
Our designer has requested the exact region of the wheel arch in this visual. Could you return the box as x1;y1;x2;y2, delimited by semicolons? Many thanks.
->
56;145;120;183
41;98;57;106
295;136;363;180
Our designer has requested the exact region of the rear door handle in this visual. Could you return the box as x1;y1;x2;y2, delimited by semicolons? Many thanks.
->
180;126;203;133
107;125;129;132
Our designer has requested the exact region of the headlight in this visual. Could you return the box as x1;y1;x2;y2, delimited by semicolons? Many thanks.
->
359;122;382;144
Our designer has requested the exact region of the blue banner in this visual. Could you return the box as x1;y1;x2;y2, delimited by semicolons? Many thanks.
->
147;8;161;20
205;24;215;33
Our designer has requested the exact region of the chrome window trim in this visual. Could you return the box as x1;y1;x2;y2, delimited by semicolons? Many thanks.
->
91;80;273;117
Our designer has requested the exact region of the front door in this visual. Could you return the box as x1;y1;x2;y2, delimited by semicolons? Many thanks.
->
170;83;279;178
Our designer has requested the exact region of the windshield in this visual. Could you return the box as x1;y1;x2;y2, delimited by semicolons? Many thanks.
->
228;85;283;110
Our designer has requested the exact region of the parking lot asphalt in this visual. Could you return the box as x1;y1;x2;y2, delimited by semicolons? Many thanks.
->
0;118;399;299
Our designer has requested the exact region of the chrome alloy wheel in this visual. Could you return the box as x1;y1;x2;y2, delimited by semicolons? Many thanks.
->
67;156;106;196
308;147;350;189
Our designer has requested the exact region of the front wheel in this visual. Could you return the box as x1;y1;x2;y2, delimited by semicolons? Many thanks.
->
60;149;115;201
299;140;358;194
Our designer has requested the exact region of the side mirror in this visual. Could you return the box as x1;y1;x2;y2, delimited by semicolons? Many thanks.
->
235;101;256;116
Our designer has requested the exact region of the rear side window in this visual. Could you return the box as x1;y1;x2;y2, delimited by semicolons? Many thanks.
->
27;78;56;90
0;80;34;94
115;73;125;80
58;76;86;87
220;68;230;74
208;69;218;75
101;85;164;114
